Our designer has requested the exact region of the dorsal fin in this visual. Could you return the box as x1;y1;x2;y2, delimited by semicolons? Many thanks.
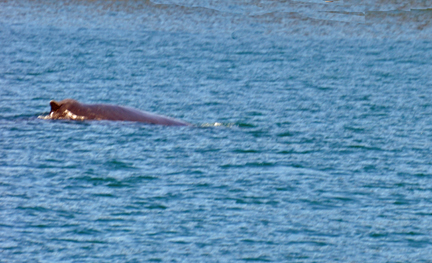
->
50;100;61;112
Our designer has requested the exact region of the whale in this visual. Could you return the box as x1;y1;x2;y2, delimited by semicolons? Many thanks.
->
47;99;191;126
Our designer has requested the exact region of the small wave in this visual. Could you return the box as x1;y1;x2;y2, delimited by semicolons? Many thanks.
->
0;114;44;122
200;122;235;127
37;114;51;120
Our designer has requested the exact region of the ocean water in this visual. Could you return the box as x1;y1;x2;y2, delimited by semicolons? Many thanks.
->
1;0;432;262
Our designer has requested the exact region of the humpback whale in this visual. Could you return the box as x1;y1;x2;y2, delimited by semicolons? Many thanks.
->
47;99;191;126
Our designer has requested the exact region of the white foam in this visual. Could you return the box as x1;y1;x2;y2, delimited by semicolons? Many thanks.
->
63;110;87;121
38;110;87;121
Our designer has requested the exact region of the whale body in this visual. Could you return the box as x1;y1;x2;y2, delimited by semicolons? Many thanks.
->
47;99;191;126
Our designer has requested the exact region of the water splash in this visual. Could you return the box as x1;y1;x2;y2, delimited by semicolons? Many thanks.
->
200;122;235;128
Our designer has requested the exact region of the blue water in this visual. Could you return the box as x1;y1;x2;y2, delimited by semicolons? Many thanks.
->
1;0;432;262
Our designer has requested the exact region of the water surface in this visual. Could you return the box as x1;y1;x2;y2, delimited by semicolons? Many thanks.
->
1;0;432;262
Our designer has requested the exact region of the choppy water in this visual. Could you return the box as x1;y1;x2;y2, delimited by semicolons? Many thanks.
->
1;0;432;262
